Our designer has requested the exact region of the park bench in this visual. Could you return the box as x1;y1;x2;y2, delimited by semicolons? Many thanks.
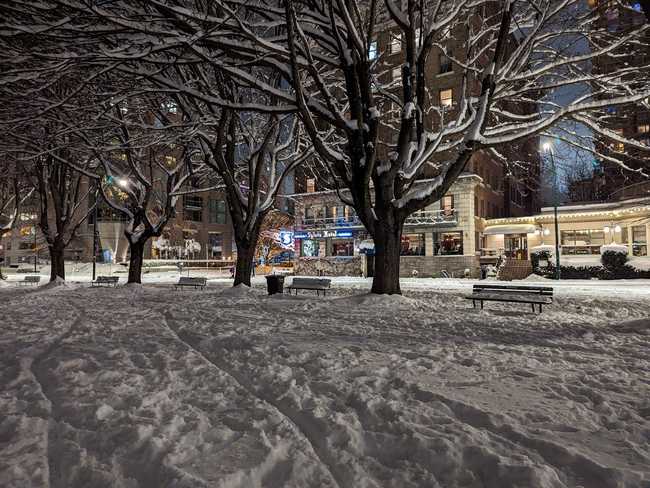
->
17;275;41;286
174;276;207;290
91;276;119;287
286;277;331;296
465;284;554;313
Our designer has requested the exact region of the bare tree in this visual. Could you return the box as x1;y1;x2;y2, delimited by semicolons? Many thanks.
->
88;96;198;284
3;0;649;292
190;102;310;286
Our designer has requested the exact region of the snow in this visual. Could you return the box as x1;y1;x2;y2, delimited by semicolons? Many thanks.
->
530;244;556;255
601;243;629;255
1;278;649;487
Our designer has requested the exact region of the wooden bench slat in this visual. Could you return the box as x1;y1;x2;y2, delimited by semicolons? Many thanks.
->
465;283;554;313
175;277;207;290
286;277;331;296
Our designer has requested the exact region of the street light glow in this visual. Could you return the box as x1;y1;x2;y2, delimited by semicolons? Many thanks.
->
542;142;552;152
117;178;129;188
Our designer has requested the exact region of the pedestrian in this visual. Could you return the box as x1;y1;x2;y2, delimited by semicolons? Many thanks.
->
229;265;234;279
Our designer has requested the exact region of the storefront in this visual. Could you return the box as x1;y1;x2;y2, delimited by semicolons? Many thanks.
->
294;230;363;258
482;199;650;262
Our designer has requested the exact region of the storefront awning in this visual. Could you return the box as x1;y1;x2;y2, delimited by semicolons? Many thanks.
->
482;224;537;235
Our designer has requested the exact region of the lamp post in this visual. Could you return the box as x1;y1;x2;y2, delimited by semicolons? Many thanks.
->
92;187;99;281
33;224;37;273
543;143;561;280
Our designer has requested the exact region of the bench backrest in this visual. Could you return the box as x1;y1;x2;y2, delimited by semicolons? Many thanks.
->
473;284;553;296
24;275;41;282
292;277;331;288
178;277;207;285
97;276;119;282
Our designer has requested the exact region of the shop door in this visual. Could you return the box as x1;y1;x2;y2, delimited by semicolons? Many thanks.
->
504;234;528;260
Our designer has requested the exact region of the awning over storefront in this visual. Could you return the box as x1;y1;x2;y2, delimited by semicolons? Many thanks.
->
482;224;537;235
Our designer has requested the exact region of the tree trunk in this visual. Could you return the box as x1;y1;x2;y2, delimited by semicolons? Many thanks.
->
370;219;403;295
128;240;145;284
49;245;65;282
234;240;256;287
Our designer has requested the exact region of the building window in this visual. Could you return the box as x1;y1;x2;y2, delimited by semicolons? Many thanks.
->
161;100;178;113
164;155;176;168
301;239;319;257
332;240;354;256
561;229;607;255
306;178;316;193
439;53;452;74
208;232;223;259
434;231;463;255
208;199;227;224
439;88;453;107
632;225;647;256
183;195;203;222
401;233;425;255
390;34;401;54
304;205;324;225
638;124;650;134
369;41;378;60
441;194;454;215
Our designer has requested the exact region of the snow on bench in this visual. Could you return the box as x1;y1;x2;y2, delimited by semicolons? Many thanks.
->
465;284;554;313
174;277;207;290
286;277;331;296
17;275;41;286
91;276;119;287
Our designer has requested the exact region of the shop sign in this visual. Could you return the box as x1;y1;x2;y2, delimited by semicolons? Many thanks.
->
294;230;356;239
278;231;294;246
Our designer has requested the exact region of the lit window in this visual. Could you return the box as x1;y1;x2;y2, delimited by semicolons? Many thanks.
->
164;155;176;167
369;41;378;60
638;124;650;134
162;100;178;113
306;178;316;193
390;34;401;54
613;128;624;151
439;88;453;107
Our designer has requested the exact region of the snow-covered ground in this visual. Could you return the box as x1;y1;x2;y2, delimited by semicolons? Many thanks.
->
1;280;649;487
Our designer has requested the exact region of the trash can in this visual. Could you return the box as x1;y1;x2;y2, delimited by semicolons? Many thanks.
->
265;275;285;295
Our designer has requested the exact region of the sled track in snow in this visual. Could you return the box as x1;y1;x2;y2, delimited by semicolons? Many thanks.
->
29;307;87;488
162;311;349;488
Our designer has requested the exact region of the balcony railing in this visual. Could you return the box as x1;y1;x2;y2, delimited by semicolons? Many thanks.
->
299;209;457;230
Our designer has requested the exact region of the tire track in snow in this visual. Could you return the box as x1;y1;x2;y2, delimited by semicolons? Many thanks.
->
162;311;349;488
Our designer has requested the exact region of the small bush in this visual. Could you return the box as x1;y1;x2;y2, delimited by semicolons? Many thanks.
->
601;250;628;271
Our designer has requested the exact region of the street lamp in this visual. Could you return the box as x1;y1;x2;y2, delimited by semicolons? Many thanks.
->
543;143;561;279
92;187;100;281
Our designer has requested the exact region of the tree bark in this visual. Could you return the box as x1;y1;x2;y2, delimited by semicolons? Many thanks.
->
49;245;65;282
128;240;146;284
234;240;257;287
370;218;403;295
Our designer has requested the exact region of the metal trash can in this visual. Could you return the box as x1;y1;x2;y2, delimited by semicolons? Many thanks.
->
265;275;285;295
